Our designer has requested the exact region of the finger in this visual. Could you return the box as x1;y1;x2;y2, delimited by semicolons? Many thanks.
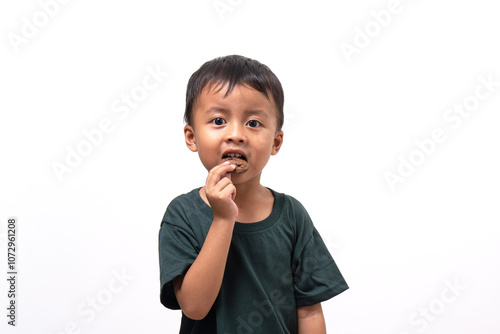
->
213;175;233;193
206;162;236;187
219;183;236;201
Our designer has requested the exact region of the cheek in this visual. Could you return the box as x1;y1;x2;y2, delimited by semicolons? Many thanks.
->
195;128;220;149
253;137;275;162
197;150;220;172
192;132;219;165
262;134;278;153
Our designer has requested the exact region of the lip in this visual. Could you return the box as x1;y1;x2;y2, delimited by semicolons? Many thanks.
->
221;148;248;161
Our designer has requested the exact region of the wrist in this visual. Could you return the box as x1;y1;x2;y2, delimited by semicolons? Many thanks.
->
212;216;236;226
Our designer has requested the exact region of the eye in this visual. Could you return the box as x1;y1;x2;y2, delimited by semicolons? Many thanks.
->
247;120;261;128
211;117;226;126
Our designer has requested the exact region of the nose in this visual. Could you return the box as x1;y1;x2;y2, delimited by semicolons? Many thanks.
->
225;122;246;143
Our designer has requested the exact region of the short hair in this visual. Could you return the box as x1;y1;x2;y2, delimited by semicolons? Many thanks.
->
184;55;284;130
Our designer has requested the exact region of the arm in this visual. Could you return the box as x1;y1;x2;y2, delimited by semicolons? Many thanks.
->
173;162;237;320
297;303;326;334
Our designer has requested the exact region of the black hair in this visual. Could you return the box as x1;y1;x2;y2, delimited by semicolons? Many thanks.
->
184;55;284;130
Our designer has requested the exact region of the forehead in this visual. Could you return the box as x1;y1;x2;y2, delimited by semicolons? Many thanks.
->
193;83;278;119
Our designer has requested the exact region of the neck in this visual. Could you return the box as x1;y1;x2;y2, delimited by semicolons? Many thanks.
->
231;172;274;223
232;173;267;209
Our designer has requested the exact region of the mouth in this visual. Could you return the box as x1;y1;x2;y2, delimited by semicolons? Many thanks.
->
221;151;248;174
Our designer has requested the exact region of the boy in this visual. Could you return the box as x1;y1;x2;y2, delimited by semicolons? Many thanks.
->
159;55;348;333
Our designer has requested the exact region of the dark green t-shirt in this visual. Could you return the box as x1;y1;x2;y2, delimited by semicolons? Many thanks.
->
158;188;348;334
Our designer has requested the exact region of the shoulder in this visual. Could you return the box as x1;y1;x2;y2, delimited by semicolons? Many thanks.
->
270;189;315;235
272;189;311;220
161;188;202;226
283;193;308;213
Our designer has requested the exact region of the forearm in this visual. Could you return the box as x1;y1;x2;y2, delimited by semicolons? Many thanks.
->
174;218;234;320
297;304;326;334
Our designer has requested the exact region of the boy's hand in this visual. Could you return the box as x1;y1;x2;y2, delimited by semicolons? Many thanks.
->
205;161;238;222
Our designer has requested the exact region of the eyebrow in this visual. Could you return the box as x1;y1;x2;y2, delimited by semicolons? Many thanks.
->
204;107;269;118
244;109;268;117
204;106;228;115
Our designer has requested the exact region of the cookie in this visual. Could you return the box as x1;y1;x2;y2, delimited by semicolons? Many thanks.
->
222;156;248;174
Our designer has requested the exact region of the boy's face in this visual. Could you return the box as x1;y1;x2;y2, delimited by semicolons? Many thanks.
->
184;84;283;184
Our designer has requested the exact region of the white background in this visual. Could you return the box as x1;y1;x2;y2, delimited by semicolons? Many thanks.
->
1;0;499;333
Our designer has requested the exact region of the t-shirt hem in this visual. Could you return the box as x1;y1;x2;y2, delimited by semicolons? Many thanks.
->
295;284;349;308
160;264;189;286
160;264;193;310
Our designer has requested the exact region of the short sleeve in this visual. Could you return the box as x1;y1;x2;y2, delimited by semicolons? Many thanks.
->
158;200;201;310
290;202;349;307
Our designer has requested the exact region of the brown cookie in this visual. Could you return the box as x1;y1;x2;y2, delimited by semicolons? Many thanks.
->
222;157;248;174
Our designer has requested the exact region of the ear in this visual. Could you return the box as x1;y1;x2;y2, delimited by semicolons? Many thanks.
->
184;125;198;152
271;130;284;155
